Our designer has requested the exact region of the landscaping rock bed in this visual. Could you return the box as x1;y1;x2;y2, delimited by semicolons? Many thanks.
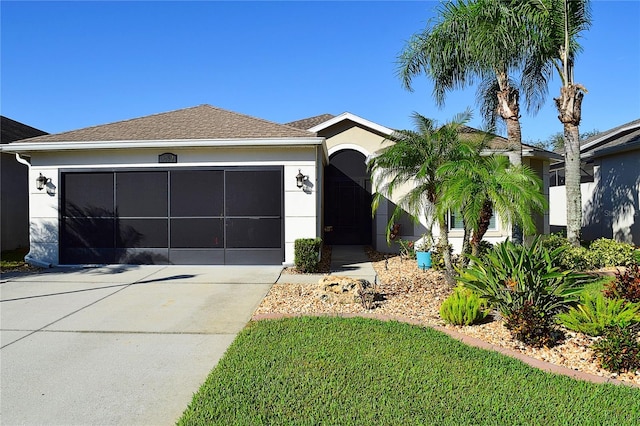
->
255;248;640;387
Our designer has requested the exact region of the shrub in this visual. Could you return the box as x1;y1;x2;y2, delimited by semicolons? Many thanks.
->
586;238;637;268
457;237;587;346
603;263;640;303
294;238;322;273
439;286;489;326
558;245;593;271
557;293;640;336
592;324;640;373
505;301;559;347
540;233;570;252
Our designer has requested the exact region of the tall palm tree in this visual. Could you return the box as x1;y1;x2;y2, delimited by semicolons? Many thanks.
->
397;0;548;244
437;141;547;260
369;111;471;278
523;0;592;246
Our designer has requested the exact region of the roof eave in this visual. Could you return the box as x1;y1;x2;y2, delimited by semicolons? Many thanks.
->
308;112;394;135
580;122;640;153
0;137;326;153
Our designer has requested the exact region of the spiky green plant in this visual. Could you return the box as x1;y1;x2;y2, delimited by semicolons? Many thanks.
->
440;286;489;326
558;293;640;337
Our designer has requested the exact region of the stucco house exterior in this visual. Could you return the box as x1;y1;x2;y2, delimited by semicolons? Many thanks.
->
1;104;558;267
549;118;640;245
1;116;47;251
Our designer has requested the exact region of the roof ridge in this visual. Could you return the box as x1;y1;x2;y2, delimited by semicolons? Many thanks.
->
12;104;316;143
203;105;315;136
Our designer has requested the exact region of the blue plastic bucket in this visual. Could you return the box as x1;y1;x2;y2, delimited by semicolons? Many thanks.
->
416;251;432;270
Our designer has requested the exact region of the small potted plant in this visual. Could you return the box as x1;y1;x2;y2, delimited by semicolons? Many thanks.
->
415;234;433;271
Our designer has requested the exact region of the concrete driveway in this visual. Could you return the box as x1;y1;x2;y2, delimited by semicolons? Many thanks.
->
0;265;281;425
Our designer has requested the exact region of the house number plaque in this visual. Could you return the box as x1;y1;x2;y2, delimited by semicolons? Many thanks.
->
158;153;178;163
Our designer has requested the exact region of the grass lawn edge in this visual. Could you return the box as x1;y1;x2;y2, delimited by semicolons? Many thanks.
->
251;311;639;389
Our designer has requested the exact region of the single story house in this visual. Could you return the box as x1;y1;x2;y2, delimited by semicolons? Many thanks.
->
1;116;48;251
1;104;558;267
549;118;640;245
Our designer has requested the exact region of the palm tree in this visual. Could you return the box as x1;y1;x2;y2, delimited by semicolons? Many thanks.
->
437;140;547;260
397;0;548;244
523;0;592;246
369;111;471;278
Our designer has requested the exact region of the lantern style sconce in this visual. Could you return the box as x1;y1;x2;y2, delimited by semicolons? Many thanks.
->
36;173;50;190
295;169;308;189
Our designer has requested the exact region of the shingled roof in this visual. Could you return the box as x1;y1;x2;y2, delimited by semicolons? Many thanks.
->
286;114;336;130
581;118;640;158
15;104;315;143
1;116;47;144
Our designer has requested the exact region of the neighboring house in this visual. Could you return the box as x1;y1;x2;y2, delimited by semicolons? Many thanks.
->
549;119;640;245
0;116;47;252
0;105;558;267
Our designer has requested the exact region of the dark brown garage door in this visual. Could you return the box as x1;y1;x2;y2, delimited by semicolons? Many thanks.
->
60;167;283;265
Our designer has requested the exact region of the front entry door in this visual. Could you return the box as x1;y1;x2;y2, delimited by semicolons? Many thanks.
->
324;149;372;245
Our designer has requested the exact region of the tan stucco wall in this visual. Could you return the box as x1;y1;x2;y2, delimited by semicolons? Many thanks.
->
322;123;391;156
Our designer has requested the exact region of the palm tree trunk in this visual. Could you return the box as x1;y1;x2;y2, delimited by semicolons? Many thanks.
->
471;200;493;257
437;216;455;285
555;84;585;247
460;224;472;268
496;79;525;245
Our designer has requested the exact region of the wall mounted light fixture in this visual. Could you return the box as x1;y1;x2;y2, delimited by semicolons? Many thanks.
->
36;173;50;190
295;169;308;189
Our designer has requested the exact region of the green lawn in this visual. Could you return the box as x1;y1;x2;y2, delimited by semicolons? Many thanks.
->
179;317;640;426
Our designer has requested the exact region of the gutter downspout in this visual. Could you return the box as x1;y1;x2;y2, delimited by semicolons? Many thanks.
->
14;154;52;268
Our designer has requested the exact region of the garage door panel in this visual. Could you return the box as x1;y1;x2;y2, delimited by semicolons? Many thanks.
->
62;218;115;248
226;218;281;248
116;219;168;248
170;218;223;248
225;249;283;265
116;249;169;265
168;249;225;265
61;248;115;265
170;170;224;217
116;172;168;217
63;173;114;216
225;170;281;216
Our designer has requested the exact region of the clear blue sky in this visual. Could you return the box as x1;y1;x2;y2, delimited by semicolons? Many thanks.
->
2;1;639;143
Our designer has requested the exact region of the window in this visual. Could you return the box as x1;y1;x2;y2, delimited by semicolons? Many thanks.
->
449;210;497;231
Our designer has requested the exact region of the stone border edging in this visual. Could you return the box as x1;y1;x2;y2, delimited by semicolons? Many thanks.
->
251;312;638;389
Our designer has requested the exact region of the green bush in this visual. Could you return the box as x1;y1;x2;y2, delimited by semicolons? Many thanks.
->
439;286;489;326
558;245;594;271
586;238;637;268
557;293;640;336
294;238;322;273
604;263;640;303
540;233;570;252
592;324;640;373
457;237;587;346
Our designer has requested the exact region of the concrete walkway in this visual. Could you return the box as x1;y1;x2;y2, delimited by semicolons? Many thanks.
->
276;245;377;284
0;265;282;425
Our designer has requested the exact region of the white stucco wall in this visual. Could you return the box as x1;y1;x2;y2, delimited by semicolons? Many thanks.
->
25;145;323;266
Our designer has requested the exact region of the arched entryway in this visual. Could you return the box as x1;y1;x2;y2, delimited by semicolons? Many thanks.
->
324;149;372;245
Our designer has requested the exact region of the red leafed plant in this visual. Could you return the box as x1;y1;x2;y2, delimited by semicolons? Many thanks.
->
604;263;640;303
